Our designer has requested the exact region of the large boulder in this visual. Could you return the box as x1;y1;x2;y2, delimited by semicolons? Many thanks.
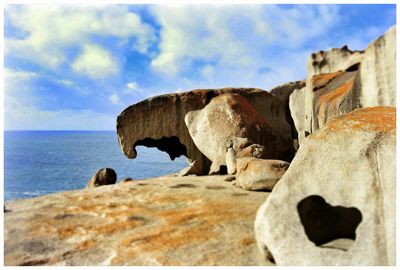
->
87;168;117;188
288;86;306;147
185;93;292;174
117;88;294;175
5;175;272;266
304;47;364;136
235;157;289;191
359;25;396;107
255;107;396;266
296;25;395;140
269;80;306;149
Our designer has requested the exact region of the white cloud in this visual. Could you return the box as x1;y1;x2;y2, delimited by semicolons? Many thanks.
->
72;43;119;79
108;93;120;105
126;82;138;90
55;79;74;87
4;68;40;109
5;5;156;73
4;68;117;130
150;5;340;78
147;4;383;92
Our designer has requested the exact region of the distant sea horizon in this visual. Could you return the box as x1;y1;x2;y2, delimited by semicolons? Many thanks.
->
4;130;188;201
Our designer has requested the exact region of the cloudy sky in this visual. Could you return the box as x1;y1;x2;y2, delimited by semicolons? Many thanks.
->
4;4;396;130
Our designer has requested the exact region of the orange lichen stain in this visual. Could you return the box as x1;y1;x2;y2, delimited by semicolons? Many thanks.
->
28;218;57;237
75;239;96;251
318;78;354;106
119;200;254;254
312;71;342;91
240;237;256;246
58;227;80;239
322;106;396;134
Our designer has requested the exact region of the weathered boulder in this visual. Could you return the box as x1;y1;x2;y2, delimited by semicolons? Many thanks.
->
301;26;395;137
5;175;272;266
255;107;396;266
288;86;306;147
178;159;202;176
359;25;396;107
117;88;294;175
311;68;361;132
87;168;117;188
304;47;364;136
269;80;306;146
120;178;133;183
236;158;289;191
185;93;292;174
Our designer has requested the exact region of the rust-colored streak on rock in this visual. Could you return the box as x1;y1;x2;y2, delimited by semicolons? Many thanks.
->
318;78;354;106
5;176;271;266
75;239;96;251
240;237;256;246
312;71;343;91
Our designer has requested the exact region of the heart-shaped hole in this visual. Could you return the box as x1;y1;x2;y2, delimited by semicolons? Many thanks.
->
297;195;362;248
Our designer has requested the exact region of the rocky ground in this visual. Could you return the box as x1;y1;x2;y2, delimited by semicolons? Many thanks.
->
4;175;272;266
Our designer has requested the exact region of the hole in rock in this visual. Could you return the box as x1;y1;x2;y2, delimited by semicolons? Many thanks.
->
297;195;362;247
219;165;228;174
135;136;188;161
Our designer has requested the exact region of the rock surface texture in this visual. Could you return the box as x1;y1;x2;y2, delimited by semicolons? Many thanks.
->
359;25;396;107
116;88;294;175
5;175;272;266
288;86;306;146
185;93;292;174
269;80;306;147
255;107;396;266
87;168;117;188
236;158;290;191
291;26;396;142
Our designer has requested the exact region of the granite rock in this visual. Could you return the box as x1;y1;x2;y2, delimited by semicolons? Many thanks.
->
117;88;294;175
236;157;289;191
255;107;396;266
87;168;117;188
5;175;273;266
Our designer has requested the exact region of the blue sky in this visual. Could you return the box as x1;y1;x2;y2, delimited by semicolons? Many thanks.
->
4;4;396;130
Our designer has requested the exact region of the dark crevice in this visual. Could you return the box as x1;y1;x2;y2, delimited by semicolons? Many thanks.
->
219;165;227;174
134;136;187;160
297;195;362;247
345;62;360;72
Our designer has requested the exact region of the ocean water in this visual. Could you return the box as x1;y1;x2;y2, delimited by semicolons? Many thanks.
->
4;131;188;201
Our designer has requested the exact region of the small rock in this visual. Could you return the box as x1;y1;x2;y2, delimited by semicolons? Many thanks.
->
179;159;202;176
86;168;117;188
225;147;237;175
120;178;133;183
236;158;289;191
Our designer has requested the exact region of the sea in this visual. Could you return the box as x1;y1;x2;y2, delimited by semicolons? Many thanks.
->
4;131;188;202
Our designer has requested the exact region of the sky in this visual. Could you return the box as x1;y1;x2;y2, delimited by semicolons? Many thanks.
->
3;4;396;130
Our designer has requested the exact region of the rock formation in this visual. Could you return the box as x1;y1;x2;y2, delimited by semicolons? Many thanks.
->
117;88;294;175
294;26;396;142
235;158;289;191
87;168;117;188
359;25;396;107
288;86;306;146
185;93;292;174
255;107;396;266
269;80;306;148
4;175;272;266
4;22;396;267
